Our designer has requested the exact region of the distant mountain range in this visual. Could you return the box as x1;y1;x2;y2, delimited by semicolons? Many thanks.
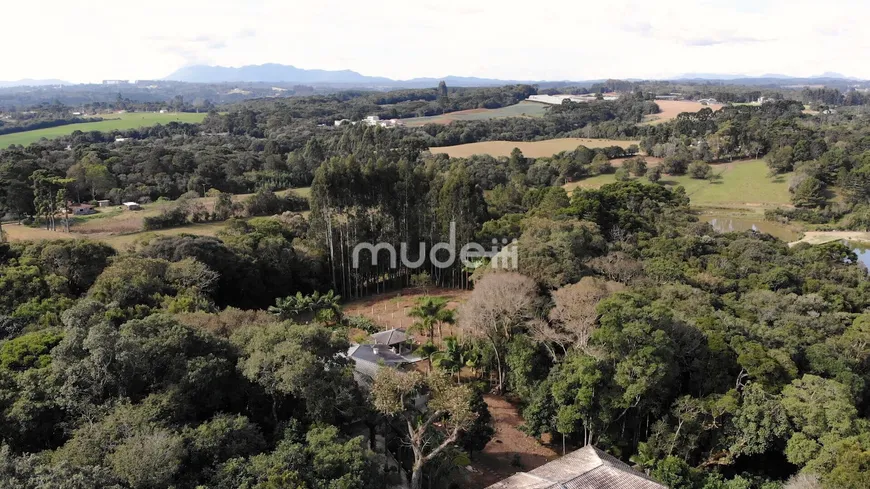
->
0;79;70;88
163;64;866;87
0;65;863;90
675;72;856;82
164;63;551;87
165;63;394;84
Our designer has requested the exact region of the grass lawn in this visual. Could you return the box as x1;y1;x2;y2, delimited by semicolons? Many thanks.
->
291;186;311;199
431;138;641;159
0;112;207;148
4;218;236;251
99;222;231;250
563;159;792;209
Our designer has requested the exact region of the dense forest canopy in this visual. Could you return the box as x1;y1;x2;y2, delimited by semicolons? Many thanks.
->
1;80;870;489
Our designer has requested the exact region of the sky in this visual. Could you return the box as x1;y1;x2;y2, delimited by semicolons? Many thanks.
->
3;0;868;83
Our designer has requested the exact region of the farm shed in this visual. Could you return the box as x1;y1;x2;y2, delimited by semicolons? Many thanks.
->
69;203;96;216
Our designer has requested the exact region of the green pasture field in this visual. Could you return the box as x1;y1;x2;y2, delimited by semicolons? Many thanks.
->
563;159;792;210
402;101;549;126
0;112;207;148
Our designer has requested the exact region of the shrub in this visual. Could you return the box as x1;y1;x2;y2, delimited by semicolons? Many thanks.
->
0;329;63;371
244;190;308;217
143;207;189;230
623;157;648;177
590;154;613;175
662;155;689;175
345;315;380;334
688;160;713;179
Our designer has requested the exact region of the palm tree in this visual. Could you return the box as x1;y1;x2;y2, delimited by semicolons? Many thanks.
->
268;290;343;325
432;336;466;383
311;290;343;326
407;296;455;343
268;292;312;320
414;342;439;372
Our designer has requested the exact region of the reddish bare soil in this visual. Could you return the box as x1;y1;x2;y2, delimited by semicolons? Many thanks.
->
343;287;471;344
467;395;559;487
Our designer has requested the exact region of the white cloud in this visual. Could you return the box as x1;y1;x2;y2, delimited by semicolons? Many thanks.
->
2;0;868;83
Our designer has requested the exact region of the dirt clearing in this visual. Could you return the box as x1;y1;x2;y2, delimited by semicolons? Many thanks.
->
467;395;559;487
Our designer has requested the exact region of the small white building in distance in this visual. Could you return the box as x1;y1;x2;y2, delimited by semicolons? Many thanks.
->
528;94;619;105
334;116;405;128
123;202;142;211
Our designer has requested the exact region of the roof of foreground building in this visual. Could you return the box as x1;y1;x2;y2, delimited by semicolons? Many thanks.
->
485;445;667;489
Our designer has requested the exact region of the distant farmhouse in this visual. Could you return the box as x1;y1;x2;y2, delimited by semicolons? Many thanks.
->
486;445;667;489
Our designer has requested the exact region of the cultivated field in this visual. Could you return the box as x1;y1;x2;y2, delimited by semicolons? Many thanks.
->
643;100;725;125
0;112;207;148
564;159;792;209
402;101;549;127
430;138;641;158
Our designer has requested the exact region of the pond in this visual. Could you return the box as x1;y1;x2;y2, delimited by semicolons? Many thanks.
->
700;215;870;269
700;215;802;242
847;242;870;269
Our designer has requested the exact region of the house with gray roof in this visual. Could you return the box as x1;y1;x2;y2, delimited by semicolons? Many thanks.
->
485;445;667;489
370;328;412;354
346;343;421;385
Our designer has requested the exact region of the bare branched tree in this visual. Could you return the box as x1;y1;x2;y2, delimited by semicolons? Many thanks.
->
546;277;623;350
587;251;645;284
458;272;539;393
783;473;822;489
